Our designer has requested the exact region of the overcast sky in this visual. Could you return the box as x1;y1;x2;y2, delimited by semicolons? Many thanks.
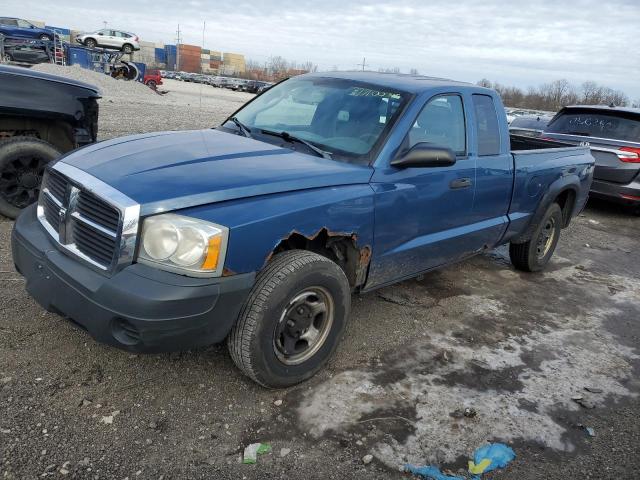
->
7;0;640;99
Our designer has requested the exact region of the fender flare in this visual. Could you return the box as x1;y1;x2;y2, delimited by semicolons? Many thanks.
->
511;175;579;244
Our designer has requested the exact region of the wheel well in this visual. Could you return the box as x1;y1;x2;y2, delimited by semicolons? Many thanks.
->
0;116;75;153
267;228;371;289
555;188;576;227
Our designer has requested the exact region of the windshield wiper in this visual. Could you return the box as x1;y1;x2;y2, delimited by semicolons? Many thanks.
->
229;116;252;138
261;129;332;159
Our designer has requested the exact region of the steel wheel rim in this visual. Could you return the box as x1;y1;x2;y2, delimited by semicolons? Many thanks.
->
0;154;46;208
536;217;556;259
274;286;335;366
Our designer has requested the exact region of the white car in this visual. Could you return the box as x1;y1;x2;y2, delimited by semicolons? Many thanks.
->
75;29;140;54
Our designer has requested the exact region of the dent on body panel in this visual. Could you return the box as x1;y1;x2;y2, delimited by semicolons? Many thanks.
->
265;227;373;288
181;185;376;281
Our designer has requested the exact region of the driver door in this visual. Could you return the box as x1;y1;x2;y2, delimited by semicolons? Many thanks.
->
366;93;478;288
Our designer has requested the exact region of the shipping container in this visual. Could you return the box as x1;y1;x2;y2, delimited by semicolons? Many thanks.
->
155;48;167;63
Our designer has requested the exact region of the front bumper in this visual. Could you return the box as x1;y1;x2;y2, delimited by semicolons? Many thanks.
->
591;176;640;205
11;205;255;353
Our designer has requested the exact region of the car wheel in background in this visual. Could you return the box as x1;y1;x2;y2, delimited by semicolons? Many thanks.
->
228;250;351;388
84;38;97;48
0;136;60;219
145;80;157;89
122;44;133;54
509;202;563;272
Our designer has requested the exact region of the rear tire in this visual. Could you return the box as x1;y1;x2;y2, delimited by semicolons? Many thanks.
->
0;137;61;219
509;203;563;272
146;79;157;89
228;250;351;388
122;44;133;54
39;34;51;41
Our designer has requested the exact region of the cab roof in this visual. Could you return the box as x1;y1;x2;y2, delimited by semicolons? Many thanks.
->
303;70;485;95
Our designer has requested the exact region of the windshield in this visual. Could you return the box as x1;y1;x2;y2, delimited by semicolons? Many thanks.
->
546;109;640;142
225;77;410;163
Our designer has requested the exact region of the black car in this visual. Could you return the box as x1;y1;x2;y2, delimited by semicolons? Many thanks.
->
509;114;553;137
2;43;52;64
0;65;100;218
543;105;640;213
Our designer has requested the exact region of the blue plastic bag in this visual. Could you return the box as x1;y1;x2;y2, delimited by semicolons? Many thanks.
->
405;464;464;480
468;443;516;477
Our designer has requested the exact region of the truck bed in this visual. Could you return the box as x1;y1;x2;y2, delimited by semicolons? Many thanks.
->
503;134;594;242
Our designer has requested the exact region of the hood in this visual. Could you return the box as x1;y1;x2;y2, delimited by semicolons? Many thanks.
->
60;129;373;215
0;65;100;96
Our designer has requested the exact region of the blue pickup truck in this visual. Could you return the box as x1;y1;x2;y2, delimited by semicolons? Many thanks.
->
11;72;594;387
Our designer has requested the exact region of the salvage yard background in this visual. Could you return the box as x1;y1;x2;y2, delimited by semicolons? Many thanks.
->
1;68;639;479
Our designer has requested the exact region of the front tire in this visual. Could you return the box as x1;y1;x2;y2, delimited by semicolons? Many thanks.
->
0;137;61;218
228;250;351;388
84;38;97;48
509;202;563;272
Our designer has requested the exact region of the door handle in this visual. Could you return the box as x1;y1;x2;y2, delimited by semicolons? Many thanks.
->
449;178;472;189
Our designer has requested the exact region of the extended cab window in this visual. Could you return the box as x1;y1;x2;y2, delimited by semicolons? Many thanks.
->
408;95;466;155
473;95;501;156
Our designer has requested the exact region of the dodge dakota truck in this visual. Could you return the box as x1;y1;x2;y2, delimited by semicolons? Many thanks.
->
12;72;594;387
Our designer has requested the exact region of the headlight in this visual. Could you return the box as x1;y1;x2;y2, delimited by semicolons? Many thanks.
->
138;214;228;277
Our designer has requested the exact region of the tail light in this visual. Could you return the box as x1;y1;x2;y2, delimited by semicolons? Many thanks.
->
617;147;640;163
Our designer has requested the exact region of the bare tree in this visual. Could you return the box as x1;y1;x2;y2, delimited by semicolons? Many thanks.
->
300;61;318;73
268;56;289;75
477;78;631;111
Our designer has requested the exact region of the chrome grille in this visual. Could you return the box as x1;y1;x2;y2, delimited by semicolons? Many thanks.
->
37;163;140;275
76;190;120;232
42;191;62;231
72;220;118;265
46;169;67;202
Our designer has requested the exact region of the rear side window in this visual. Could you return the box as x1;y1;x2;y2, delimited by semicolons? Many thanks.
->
1;18;19;26
473;95;501;156
408;94;466;155
546;110;640;142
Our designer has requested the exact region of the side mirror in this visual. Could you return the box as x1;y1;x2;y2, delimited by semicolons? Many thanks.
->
391;143;457;168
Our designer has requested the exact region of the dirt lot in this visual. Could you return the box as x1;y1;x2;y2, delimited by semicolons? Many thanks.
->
1;76;639;479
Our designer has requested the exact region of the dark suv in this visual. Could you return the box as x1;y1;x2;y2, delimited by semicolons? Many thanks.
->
0;65;100;218
543;106;640;212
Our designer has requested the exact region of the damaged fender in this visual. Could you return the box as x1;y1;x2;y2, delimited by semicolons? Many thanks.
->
173;183;376;287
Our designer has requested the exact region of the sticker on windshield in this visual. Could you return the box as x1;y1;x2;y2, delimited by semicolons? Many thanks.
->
349;87;401;99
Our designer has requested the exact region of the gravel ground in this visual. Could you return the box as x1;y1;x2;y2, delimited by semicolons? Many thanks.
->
31;65;254;139
1;68;640;479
